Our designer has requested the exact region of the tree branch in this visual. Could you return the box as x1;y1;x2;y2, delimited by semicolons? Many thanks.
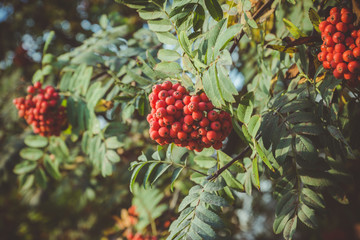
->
207;144;251;181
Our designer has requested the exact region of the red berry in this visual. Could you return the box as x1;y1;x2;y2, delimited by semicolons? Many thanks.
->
150;131;160;140
190;95;200;103
344;72;355;80
27;86;35;94
211;121;221;131
192;111;203;121
333;53;343;63
319;21;329;32
345;37;354;46
163;115;175;125
348;61;360;73
161;81;172;90
158;90;168;100
334;43;346;53
165;96;175;105
200;92;209;102
332;32;345;44
156;100;166;109
158;127;169;137
324;36;335;47
182;123;192;133
198;102;207;111
351;30;358;38
152;85;162;94
336;62;348;74
177;131;187;141
324;24;336;36
184;115;194;125
333;69;343;79
150;121;160;131
343;50;354;62
326;52;333;62
341;12;352;24
318;52;327;62
206;131;217;142
323;61;331;69
174;100;184;110
173;91;183;100
199;128;207;136
166;105;177;115
213;142;222;150
208;110;218;121
34;82;42;89
183;105;191;115
172;83;180;90
188;102;199;112
172;122;182;132
330;7;339;15
177;86;187;94
156;107;167;118
353;47;360;58
356;38;360;47
341;8;350;14
199;118;209;127
336;22;348;33
329;13;340;25
183;95;191;105
190;131;200;139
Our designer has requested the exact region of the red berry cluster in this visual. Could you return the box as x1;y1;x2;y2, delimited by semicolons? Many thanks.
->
147;81;232;151
13;82;67;137
318;7;360;84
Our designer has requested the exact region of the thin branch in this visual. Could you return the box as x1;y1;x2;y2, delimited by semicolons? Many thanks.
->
207;144;251;181
229;0;275;54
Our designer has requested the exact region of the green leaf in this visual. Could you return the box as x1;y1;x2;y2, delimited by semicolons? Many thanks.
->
43;31;55;54
298;204;318;229
154;62;183;76
217;64;237;103
196;205;224;228
130;162;147;193
244;13;257;29
171;167;183;191
283;18;306;39
127;68;152;85
309;8;321;33
200;192;229;206
138;11;165;20
193;4;205;31
148;19;173;32
194;155;217;168
158;49;181;62
283;216;297;240
237;93;253;124
20;148;44;161
213;23;242;56
222;170;244;191
256;142;274;172
105;136;123;149
43;155;61;180
143;162;159;188
35;168;47;188
295;135;317;162
192;216;216;239
299;170;333;187
252;157;260;189
178;193;199;211
275;135;292;164
13;161;37;175
151;163;171;185
273;211;293;234
24;135;48;148
156;32;178;45
248;115;261;138
204;0;223;21
301;188;325;209
106;150;120;163
202;66;225;108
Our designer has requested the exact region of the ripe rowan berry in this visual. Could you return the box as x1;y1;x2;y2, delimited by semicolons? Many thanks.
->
156;108;167;118
174;100;184;110
165;96;175;105
166;105;177;115
177;131;187;141
318;52;327;61
188;102;199;112
184;115;194;125
161;81;172;90
334;43;346;53
173;91;182;100
329;13;340;25
183;105;191;115
319;21;329;32
150;131;160;140
343;50;354;62
348;61;360;73
330;7;339;15
177;86;187;94
163;115;174;125
336;62;348;74
192;111;203;121
198;128;207;136
208;110;218;121
206;131;217;142
198;102;207;111
172;122;181;132
210;121;221;131
324;24;336;36
158;127;169;137
152;85;162;94
156;100;166;109
158;90;168;100
341;12;352;24
34;81;42;89
353;47;360;58
333;69;343;79
332;32;345;43
336;22;348;33
199;117;209;127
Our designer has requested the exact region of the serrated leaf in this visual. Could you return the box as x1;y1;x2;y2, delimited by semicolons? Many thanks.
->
252;157;260;189
192;216;216;239
20;148;43;161
179;193;199;211
256;142;275;172
213;23;242;55
156;32;178;45
154;62;182;76
126;68;152;85
179;31;192;57
24;135;48;148
295;135;317;162
237;93;253;124
204;178;226;192
196;205;223;228
143;162;159;188
193;4;205;31
202;68;224;108
273;211;293;234
222;170;244;191
200;192;229;206
275;135;292;164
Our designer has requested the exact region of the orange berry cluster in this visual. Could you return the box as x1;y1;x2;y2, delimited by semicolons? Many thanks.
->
13;82;67;137
147;81;232;151
125;206;157;240
318;7;360;84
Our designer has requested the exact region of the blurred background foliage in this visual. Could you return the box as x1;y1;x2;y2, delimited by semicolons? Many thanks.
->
1;0;360;240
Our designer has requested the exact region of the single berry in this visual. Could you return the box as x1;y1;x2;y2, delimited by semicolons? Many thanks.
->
348;61;360;73
161;81;172;90
158;127;169;137
210;121;221;131
192;111;203;121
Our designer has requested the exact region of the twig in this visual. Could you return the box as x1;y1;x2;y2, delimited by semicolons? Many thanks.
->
207;144;251;181
229;0;275;53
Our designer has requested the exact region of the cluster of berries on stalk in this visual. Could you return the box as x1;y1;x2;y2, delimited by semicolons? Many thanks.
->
147;81;232;151
318;7;360;84
13;82;67;137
